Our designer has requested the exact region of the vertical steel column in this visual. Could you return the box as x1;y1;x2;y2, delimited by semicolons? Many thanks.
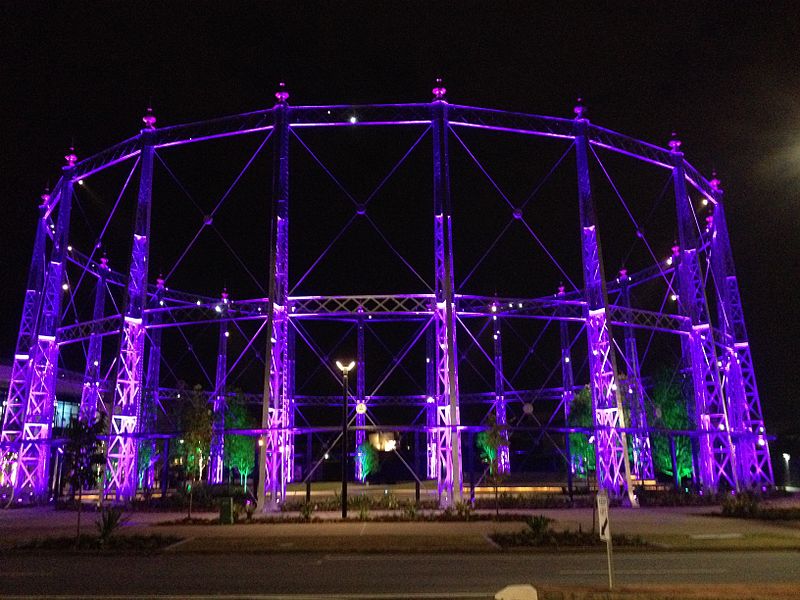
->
17;157;76;498
670;138;737;492
286;323;295;483
618;270;654;482
573;105;636;503
140;276;165;490
1;191;50;489
431;81;462;506
79;258;109;424
209;291;229;484
425;326;437;479
258;85;290;510
106;110;156;501
491;308;509;473
708;178;772;488
354;312;367;481
558;286;576;479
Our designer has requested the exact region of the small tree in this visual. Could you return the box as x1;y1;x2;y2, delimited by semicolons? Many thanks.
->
62;413;107;541
180;385;211;518
224;395;255;491
649;370;693;481
568;386;595;477
476;413;507;516
356;441;380;481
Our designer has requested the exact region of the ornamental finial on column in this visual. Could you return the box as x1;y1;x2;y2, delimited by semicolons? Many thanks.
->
432;78;446;100
100;257;110;270
619;268;628;280
221;288;229;302
573;97;586;119
275;82;290;104
64;147;78;167
156;273;164;288
142;106;157;130
40;187;50;206
668;132;681;152
710;171;722;192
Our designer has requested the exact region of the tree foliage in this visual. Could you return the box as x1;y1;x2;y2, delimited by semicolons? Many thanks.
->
224;393;256;490
568;386;595;476
648;370;693;481
180;385;212;482
356;441;380;480
476;413;507;515
62;413;106;539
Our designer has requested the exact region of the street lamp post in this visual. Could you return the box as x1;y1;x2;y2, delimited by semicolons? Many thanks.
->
336;360;356;519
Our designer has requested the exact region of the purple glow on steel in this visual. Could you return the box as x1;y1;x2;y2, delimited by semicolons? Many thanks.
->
16;174;74;497
9;93;771;505
671;143;737;492
0;192;50;487
209;290;228;484
492;315;510;473
575;113;635;502
106;130;155;501
432;99;463;507
78;257;109;424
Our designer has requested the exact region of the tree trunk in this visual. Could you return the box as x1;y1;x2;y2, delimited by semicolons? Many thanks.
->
76;486;83;543
188;480;193;520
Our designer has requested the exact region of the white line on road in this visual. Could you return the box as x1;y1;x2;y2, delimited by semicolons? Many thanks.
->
559;568;728;575
0;594;492;600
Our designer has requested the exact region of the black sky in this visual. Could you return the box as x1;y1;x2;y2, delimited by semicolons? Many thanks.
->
1;3;798;445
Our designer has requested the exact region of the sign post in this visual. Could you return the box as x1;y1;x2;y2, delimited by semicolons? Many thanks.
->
597;489;613;590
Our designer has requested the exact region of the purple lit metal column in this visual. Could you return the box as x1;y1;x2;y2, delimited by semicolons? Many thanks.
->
491;310;509;473
258;85;290;510
355;313;366;481
0;192;49;489
140;277;165;490
17;155;76;498
670;139;737;492
574;105;636;503
708;178;772;488
209;291;229;484
618;270;654;482
558;286;576;478
106;111;156;501
79;258;109;424
431;82;463;506
425;327;437;479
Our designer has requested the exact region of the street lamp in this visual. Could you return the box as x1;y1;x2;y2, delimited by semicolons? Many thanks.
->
336;360;356;518
783;453;791;487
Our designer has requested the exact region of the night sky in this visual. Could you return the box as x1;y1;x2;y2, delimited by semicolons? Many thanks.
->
1;3;798;454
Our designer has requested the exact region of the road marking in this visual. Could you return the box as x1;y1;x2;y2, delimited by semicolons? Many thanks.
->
0;594;492;600
690;533;743;539
559;568;728;575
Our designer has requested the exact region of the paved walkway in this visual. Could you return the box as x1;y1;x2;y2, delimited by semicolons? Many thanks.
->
1;504;799;552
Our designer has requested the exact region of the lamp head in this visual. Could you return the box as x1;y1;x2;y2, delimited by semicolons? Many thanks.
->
336;360;356;373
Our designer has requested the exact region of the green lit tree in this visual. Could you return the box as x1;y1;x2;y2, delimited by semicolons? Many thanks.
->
356;441;380;481
62;413;107;541
180;385;211;518
568;386;595;477
648;370;693;481
224;393;256;491
476;413;507;516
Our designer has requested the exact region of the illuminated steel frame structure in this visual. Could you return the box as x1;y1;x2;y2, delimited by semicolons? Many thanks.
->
0;84;773;507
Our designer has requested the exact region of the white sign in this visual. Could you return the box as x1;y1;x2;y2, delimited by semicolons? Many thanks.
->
597;489;610;542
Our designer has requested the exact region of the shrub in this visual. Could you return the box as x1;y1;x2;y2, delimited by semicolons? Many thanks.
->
96;506;127;544
300;502;314;522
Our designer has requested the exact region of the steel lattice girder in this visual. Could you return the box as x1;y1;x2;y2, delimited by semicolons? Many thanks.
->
6;95;771;505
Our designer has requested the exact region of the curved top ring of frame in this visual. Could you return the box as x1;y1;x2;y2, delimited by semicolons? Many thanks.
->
63;102;718;204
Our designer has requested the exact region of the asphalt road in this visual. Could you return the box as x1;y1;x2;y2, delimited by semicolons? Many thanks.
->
1;550;799;598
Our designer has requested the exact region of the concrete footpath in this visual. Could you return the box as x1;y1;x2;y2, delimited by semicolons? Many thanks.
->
2;505;800;553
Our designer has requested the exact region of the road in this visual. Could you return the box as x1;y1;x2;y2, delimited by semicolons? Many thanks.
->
1;550;799;598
